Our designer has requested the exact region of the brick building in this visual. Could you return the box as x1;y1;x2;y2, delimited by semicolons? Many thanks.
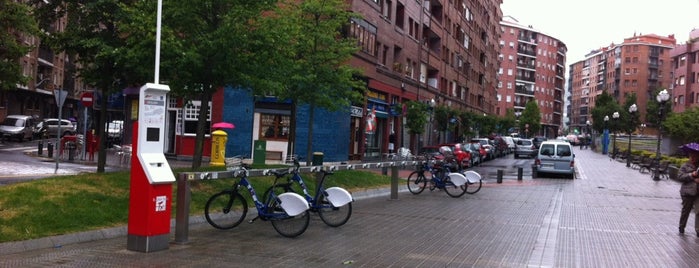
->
497;16;567;138
669;29;699;113
568;33;675;133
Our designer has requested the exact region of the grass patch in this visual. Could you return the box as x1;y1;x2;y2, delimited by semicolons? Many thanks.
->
0;167;391;243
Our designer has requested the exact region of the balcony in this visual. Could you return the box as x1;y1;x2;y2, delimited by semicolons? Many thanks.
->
38;46;54;66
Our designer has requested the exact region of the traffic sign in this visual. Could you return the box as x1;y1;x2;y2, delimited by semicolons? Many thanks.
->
81;92;94;107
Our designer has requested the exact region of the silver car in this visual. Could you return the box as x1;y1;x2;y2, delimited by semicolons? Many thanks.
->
514;138;536;159
1;115;36;141
34;118;77;138
534;140;575;179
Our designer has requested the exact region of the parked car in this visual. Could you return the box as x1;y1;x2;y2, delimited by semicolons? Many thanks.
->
534;140;575;179
489;136;508;157
469;141;487;163
464;142;483;166
532;136;548;148
503;136;516;154
420;145;442;160
471;138;493;160
1;115;36;141
514;138;537;159
439;143;472;169
106;120;124;146
34;118;77;138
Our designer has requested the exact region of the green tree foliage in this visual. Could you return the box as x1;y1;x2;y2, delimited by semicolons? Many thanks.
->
262;0;365;164
590;91;621;133
664;107;699;144
498;109;517;135
34;0;153;172
519;100;541;137
620;93;638;134
0;0;39;91
645;88;673;128
405;100;428;135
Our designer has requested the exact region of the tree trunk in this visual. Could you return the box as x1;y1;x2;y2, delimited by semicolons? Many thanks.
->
191;90;212;169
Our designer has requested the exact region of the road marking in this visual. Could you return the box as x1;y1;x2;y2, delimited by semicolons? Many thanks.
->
0;145;38;152
527;188;563;267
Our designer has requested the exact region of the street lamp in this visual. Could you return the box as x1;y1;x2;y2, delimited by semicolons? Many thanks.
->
612;111;620;158
640;123;646;136
653;89;670;181
626;104;637;167
603;115;609;154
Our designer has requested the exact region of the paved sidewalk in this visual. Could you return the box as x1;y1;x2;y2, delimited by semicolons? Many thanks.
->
1;148;698;267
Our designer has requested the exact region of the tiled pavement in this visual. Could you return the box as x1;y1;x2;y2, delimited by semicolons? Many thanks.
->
1;148;698;267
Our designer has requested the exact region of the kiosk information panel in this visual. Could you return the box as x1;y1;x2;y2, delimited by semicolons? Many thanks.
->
127;83;175;253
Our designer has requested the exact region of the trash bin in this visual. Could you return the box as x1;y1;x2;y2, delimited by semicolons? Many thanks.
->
312;152;324;166
253;140;267;165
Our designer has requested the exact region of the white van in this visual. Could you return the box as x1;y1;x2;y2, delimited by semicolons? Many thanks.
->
533;140;575;179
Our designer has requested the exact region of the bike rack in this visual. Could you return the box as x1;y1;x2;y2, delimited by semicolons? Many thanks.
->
174;160;429;244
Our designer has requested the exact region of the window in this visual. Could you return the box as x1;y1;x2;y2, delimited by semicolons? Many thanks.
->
259;114;290;141
182;101;211;135
350;18;377;56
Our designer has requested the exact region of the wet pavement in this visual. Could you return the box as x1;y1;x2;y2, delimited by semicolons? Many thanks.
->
1;148;698;267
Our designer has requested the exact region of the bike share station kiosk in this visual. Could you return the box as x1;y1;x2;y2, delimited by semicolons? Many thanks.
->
127;83;176;252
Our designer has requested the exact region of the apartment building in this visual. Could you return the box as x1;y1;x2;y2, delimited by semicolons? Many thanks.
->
669;29;699;113
497;16;567;138
342;0;503;156
568;33;675;132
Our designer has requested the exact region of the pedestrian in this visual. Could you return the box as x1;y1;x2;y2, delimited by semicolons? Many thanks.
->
676;142;699;236
388;131;396;154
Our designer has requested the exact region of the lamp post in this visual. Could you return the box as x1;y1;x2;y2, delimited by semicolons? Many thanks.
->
612;111;620;157
640;123;646;136
653;89;670;181
603;115;609;154
626;104;637;167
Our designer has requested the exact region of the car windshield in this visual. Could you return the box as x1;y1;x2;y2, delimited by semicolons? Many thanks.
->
1;118;23;127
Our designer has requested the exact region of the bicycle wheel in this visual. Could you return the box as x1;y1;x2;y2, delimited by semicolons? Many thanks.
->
443;177;467;198
465;179;482;194
407;171;426;194
269;197;310;238
204;190;248;230
317;193;352;227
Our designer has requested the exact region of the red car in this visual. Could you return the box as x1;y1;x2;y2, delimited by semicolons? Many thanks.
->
438;143;472;169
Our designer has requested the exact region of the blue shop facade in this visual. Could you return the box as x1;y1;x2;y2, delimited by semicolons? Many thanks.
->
219;77;407;164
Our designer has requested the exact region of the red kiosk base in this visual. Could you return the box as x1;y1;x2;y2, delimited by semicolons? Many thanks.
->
126;120;174;253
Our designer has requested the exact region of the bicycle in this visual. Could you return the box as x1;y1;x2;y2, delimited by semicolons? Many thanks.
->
204;164;311;237
406;158;468;198
446;156;483;194
264;159;353;227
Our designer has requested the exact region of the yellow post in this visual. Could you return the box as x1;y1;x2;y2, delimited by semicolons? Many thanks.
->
210;130;227;166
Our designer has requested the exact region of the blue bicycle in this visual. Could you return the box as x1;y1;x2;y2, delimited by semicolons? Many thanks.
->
406;158;469;198
204;165;311;237
264;159;353;227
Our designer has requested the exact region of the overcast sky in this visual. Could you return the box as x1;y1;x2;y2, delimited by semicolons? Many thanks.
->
501;0;699;64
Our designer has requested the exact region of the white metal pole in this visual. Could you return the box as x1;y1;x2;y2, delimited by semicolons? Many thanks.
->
154;0;163;83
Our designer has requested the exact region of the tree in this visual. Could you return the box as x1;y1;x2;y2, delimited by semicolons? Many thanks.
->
498;109;517;135
0;0;39;91
519;100;541;138
34;0;154;172
664;107;699;144
262;0;365;165
620;93;638;134
645;88;673;128
590;91;620;133
404;100;428;135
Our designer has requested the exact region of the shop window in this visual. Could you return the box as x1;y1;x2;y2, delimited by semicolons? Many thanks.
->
182;100;211;135
259;114;290;141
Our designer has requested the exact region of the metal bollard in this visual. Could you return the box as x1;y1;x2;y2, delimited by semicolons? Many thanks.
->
68;143;76;161
47;142;53;158
497;169;503;183
38;141;43;156
517;167;523;181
